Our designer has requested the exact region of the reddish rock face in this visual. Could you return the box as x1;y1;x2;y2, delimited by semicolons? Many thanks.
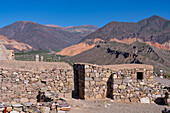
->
0;35;32;51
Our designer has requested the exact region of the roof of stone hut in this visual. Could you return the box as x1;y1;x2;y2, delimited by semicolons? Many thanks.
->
75;62;153;70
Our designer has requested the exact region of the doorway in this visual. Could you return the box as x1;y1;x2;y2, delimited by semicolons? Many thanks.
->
137;72;143;80
73;64;85;99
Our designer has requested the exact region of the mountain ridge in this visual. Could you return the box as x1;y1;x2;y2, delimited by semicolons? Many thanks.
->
0;21;83;50
81;15;170;44
65;40;170;74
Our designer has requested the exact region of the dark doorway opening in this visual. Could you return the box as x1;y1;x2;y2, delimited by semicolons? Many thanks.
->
137;72;143;80
106;74;113;99
73;64;85;99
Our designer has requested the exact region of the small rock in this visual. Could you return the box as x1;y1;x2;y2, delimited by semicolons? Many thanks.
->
20;98;29;103
12;104;23;107
119;85;126;90
40;106;50;113
140;97;150;103
7;107;13;112
24;80;29;84
10;111;19;113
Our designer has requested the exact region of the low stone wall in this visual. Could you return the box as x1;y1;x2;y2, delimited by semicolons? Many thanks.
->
0;100;70;113
0;67;73;104
74;63;169;103
113;80;168;103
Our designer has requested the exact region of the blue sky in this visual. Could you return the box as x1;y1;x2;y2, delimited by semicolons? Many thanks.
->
0;0;170;28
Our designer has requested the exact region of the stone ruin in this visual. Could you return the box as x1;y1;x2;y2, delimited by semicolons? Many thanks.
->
0;61;73;113
0;61;169;112
0;43;14;60
74;63;169;103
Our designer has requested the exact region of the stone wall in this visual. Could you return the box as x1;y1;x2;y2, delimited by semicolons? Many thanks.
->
73;63;169;103
0;67;73;104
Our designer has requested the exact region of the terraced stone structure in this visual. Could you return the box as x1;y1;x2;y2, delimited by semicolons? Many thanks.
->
73;63;168;103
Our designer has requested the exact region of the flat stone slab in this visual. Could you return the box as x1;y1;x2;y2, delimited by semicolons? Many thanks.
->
140;97;150;103
12;104;23;107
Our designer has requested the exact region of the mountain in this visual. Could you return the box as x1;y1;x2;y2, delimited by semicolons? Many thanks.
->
56;38;170;56
65;41;170;74
56;15;170;56
46;24;99;37
65;25;99;37
0;21;83;50
56;38;105;56
0;35;32;51
81;15;170;44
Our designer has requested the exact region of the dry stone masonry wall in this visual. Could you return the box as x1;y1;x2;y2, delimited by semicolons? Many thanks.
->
0;67;73;104
74;63;169;103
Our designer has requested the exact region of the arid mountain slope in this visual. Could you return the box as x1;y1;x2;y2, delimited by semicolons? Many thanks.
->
81;15;170;44
56;38;105;56
45;24;99;37
0;35;32;51
65;41;170;74
56;15;169;56
65;25;99;37
56;38;170;56
0;21;83;50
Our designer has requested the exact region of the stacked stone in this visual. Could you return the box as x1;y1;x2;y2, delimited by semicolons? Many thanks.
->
83;64;115;99
74;63;169;103
116;68;153;81
0;102;69;113
0;68;73;104
113;79;168;103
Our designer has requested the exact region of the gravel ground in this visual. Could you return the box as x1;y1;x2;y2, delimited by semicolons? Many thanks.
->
67;98;167;113
154;77;170;86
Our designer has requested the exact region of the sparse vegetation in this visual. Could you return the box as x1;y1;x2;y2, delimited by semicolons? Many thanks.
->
164;74;170;77
14;50;73;66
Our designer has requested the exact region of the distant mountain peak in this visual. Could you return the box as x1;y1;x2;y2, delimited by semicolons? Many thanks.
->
16;21;38;24
148;15;168;21
82;15;169;44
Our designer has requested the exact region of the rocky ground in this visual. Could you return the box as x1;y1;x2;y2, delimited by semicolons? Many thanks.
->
67;98;167;113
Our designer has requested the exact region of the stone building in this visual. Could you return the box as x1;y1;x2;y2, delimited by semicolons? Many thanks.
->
73;63;155;101
0;43;14;60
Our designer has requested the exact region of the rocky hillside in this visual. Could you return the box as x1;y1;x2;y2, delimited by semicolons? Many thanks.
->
0;21;83;50
65;41;170;74
46;24;99;37
56;38;105;56
65;25;99;37
81;15;170;44
0;35;32;51
56;38;170;56
56;15;170;56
